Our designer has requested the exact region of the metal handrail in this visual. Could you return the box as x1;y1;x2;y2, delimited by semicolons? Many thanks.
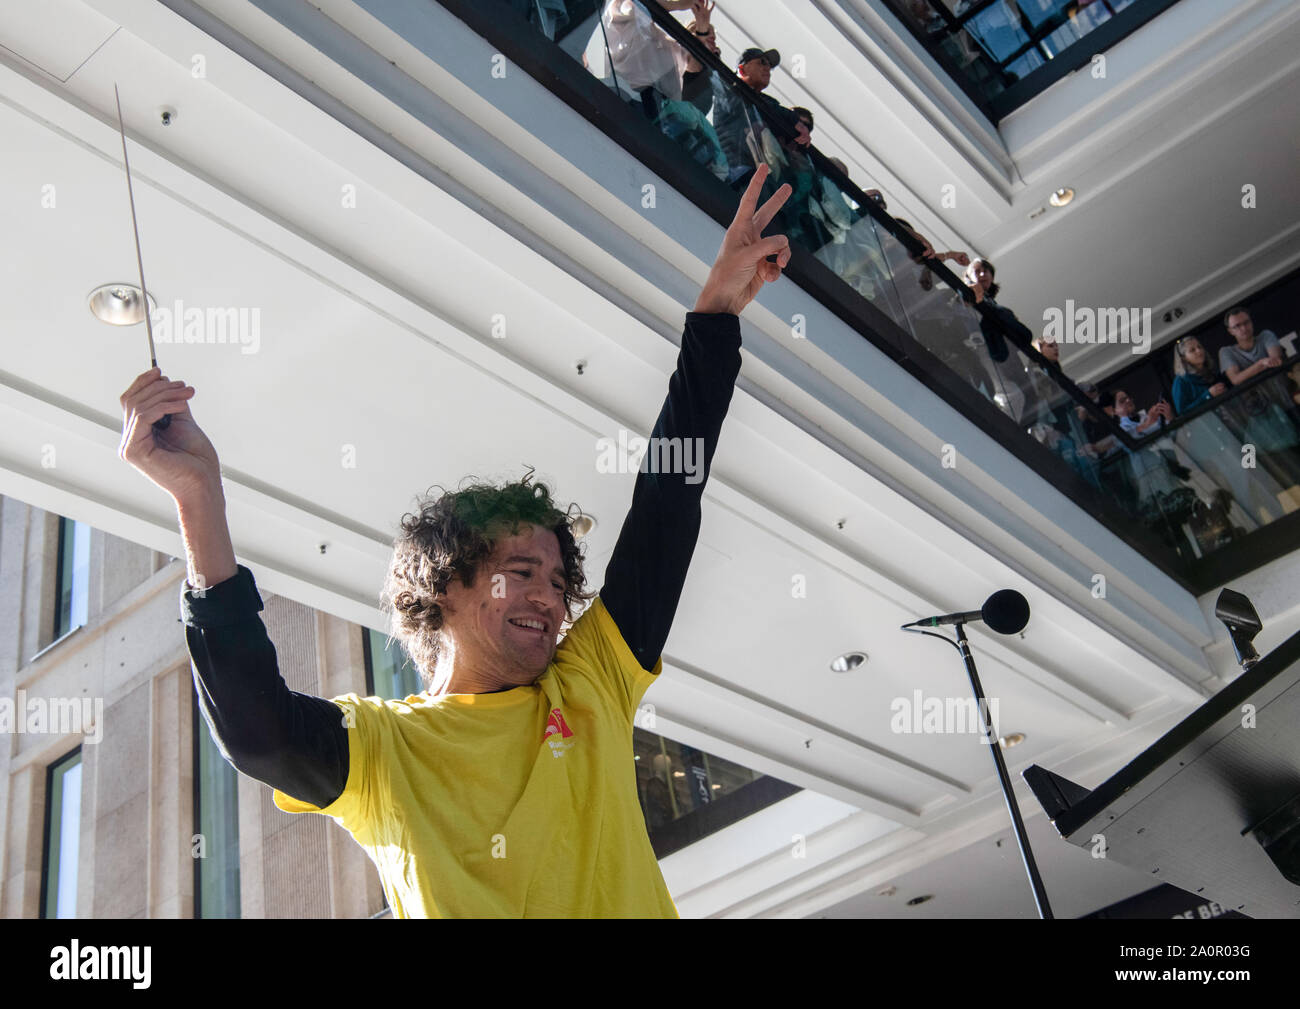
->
629;0;1140;448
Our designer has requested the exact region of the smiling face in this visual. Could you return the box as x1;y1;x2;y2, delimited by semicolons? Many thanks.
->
437;523;568;693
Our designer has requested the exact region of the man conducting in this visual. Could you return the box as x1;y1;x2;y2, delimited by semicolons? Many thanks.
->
118;166;792;918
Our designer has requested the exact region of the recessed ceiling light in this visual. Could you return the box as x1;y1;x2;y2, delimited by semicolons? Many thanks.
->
830;651;868;672
672;770;685;778
1049;187;1075;207
570;514;596;539
998;732;1025;748
88;283;156;325
906;894;933;906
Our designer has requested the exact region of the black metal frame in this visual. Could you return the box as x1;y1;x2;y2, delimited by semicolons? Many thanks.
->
191;686;203;919
361;624;375;698
1046;624;1300;839
879;0;1186;121
39;746;83;919
646;773;802;860
51;515;68;642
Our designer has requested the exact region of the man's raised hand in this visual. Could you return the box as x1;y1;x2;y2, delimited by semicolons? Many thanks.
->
694;164;792;316
118;367;221;504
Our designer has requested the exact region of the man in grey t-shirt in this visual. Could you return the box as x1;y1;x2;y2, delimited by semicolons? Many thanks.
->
1220;305;1294;416
1219;306;1285;381
1217;306;1300;474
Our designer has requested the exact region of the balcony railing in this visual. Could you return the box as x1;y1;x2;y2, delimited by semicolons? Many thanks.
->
435;0;1300;590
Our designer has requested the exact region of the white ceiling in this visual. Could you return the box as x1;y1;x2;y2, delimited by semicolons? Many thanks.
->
1;0;1294;916
816;808;1163;919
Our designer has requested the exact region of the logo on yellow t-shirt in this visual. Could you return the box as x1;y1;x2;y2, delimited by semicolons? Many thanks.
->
544;707;575;758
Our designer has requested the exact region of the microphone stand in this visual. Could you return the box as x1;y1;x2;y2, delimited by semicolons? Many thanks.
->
903;620;1055;919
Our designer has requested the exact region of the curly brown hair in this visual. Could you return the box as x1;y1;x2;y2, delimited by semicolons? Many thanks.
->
379;470;592;695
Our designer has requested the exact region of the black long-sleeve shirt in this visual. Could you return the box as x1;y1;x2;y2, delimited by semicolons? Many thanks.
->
183;312;743;810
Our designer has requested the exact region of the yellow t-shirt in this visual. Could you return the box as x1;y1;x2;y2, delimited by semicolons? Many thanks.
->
273;596;678;919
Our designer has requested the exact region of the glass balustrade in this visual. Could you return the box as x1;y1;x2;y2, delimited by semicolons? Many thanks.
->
464;0;1300;582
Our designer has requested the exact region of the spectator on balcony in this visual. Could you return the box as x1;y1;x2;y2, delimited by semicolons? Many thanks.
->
1079;384;1121;457
1172;336;1285;525
1079;388;1141;508
813;156;855;242
655;3;730;180
894;219;970;280
1110;389;1186;513
1022;335;1102;487
1220;307;1287;387
1172;335;1228;414
597;0;697;120
595;2;729;180
961;255;1057;428
680;3;720;116
809;161;904;321
876;219;1008;405
962;257;1016;364
1217;306;1300;463
711;46;800;185
766;106;832;251
1114;390;1173;438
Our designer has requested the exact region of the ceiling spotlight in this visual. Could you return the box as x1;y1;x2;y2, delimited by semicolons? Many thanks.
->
88;283;156;325
1049;187;1075;207
570;514;596;539
830;651;868;673
998;732;1026;749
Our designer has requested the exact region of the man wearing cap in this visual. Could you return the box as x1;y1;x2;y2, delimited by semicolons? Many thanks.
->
711;46;799;185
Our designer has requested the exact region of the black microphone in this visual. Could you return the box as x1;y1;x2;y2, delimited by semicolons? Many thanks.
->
908;590;1030;635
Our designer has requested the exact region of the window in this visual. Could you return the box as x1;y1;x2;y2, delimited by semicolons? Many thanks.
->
634;728;801;858
41;748;82;918
193;689;240;918
361;627;423;918
363;627;422;700
53;516;90;641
